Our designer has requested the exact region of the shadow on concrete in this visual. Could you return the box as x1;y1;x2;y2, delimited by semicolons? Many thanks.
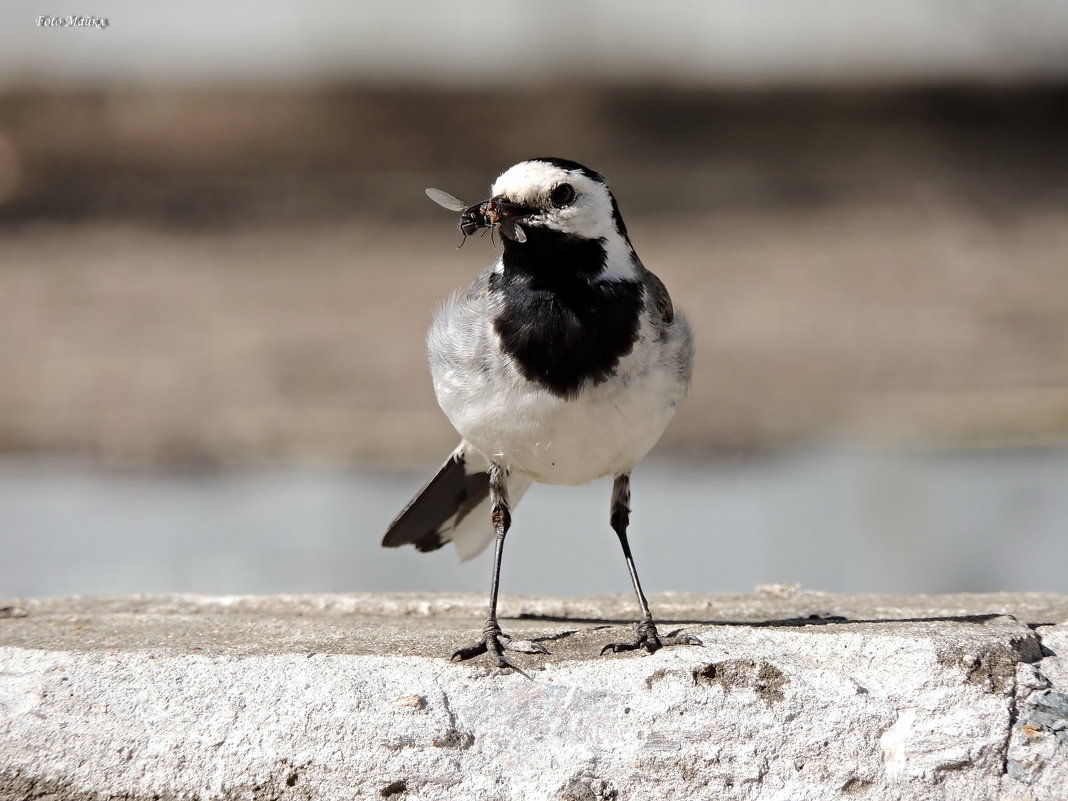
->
514;612;1008;628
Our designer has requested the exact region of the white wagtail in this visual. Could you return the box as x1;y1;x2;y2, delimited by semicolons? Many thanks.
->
383;158;699;670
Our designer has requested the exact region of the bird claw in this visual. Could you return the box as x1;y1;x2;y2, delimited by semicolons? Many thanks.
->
450;640;490;661
600;620;703;655
450;619;548;676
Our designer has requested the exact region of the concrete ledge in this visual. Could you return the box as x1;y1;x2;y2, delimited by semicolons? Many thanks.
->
1;591;1066;800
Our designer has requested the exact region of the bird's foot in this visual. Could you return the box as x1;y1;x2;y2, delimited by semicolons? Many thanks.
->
600;618;702;655
451;618;549;676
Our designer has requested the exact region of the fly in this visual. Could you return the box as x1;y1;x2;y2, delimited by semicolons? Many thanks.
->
425;187;527;246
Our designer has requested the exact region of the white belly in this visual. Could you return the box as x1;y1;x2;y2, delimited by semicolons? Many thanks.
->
433;338;686;486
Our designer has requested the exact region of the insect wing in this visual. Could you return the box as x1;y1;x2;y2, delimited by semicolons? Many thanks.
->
500;221;527;243
425;188;468;212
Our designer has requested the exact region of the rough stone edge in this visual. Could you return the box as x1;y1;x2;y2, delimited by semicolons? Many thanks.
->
4;589;1068;622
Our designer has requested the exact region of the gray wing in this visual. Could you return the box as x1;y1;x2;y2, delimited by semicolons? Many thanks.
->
635;259;675;326
635;259;694;393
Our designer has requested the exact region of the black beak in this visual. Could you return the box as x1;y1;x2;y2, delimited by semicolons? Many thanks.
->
458;196;535;238
486;195;535;221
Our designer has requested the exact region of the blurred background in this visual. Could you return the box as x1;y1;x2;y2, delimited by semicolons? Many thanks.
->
1;1;1067;600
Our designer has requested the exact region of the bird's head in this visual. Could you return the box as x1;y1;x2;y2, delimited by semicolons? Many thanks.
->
484;158;629;245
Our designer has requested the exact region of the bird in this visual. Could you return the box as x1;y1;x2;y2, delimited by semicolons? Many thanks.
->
382;157;699;671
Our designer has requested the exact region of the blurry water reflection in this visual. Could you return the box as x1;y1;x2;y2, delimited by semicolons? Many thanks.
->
2;446;1066;599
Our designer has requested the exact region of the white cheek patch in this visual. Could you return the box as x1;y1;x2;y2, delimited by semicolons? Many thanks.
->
549;197;613;239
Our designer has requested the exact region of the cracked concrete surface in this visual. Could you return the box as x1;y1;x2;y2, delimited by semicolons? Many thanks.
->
1;591;1066;800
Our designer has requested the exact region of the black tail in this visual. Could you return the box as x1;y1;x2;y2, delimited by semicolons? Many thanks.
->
382;447;490;553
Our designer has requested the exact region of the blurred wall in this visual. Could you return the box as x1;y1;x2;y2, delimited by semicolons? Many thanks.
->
2;2;1068;598
1;1;1067;465
2;1;1068;87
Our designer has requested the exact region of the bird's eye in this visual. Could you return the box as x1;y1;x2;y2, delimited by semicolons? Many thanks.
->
549;183;576;208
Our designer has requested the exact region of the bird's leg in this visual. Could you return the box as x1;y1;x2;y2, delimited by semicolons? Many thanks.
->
601;473;702;655
451;463;548;673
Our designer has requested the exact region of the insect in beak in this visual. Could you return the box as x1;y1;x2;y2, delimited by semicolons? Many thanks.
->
426;188;531;245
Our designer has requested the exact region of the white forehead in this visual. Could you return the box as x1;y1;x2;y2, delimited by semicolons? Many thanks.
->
490;160;599;200
490;160;617;239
